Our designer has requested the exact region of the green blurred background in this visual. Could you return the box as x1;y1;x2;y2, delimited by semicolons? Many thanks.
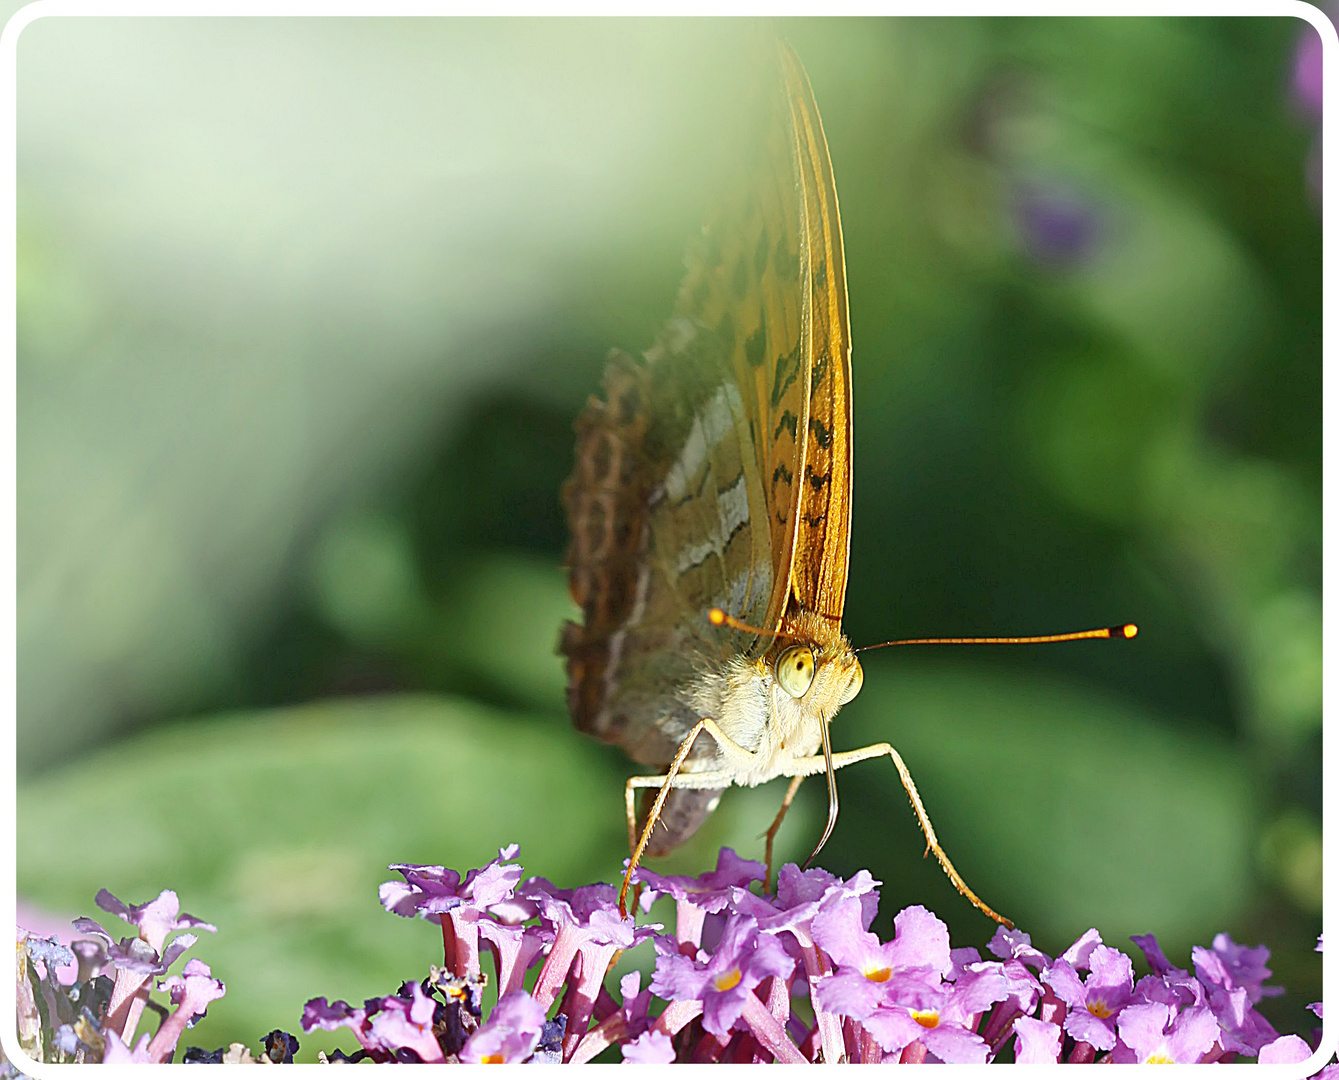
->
15;15;1322;1056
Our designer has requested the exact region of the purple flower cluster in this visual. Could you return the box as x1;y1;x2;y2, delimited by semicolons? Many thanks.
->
294;844;1319;1066
9;848;1325;1067
12;888;273;1065
627;856;1314;1064
301;844;658;1063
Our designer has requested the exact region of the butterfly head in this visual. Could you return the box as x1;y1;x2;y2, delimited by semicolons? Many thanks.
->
770;608;863;716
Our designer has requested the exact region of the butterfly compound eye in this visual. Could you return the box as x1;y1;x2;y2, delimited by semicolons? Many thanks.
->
841;659;863;704
776;645;816;698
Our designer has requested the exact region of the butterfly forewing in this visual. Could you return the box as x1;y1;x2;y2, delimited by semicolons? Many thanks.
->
779;45;853;624
561;40;848;854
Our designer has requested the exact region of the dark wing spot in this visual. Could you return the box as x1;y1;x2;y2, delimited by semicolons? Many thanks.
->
805;465;830;491
811;351;829;398
809;417;832;448
731;255;749;300
774;237;797;282
722;515;748;553
745;322;767;368
754;225;770;277
770;341;801;407
805;513;827;527
718;468;745;498
771;462;793;486
673;462;714;508
773;410;798;441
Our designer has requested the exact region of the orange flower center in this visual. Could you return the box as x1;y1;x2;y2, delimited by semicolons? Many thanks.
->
912;1009;940;1029
714;968;743;992
1087;1001;1113;1019
863;966;893;983
481;1054;505;1064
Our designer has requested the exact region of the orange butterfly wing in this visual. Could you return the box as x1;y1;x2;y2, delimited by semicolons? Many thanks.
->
777;42;853;626
676;40;853;635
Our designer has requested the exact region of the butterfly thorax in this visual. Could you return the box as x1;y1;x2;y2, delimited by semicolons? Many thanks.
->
685;607;862;788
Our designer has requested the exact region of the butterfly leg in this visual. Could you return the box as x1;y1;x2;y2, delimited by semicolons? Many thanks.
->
786;742;1012;928
619;717;755;918
762;775;804;894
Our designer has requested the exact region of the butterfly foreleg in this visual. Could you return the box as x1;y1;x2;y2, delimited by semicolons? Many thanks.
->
619;717;757;917
762;774;805;894
786;742;1012;929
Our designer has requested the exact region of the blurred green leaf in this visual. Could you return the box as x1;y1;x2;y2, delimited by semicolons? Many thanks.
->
17;695;628;1054
309;513;431;646
445;552;579;712
837;655;1257;952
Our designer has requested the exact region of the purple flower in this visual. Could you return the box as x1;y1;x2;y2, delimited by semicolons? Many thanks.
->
1130;934;1205;1009
101;1031;154;1063
1041;944;1134;1051
860;1001;991;1064
476;918;551;998
93;889;215;954
74;889;214;1046
1258;1034;1315;1064
635;847;764;949
459;991;548;1064
1200;982;1278;1055
379;844;524;921
22;934;74;980
988;925;1051;970
777;863;880;930
813;905;1003;1063
1060;927;1103;969
70;924;197;977
1012;1015;1062;1063
813;901;950;1020
650;913;793;1037
524;880;657;1057
301;997;366;1035
635;846;764;912
147;959;227;1063
1112;1001;1219;1064
365;981;444;1063
1293;25;1323;120
622;1028;676;1064
1012;179;1105;267
1189;933;1281;1055
381;844;526;980
568;969;659;1064
1192;933;1281;1003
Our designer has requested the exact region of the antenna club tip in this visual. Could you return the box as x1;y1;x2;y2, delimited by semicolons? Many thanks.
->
1121;623;1138;639
708;607;727;627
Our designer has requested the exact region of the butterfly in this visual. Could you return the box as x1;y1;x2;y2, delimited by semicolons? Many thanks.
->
560;40;1008;927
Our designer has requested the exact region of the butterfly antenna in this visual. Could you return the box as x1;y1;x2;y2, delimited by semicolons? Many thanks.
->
708;607;794;642
856;624;1138;653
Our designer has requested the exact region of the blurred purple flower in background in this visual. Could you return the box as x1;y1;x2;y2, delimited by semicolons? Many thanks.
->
1290;20;1324;200
1292;23;1323;119
1011;179;1106;268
